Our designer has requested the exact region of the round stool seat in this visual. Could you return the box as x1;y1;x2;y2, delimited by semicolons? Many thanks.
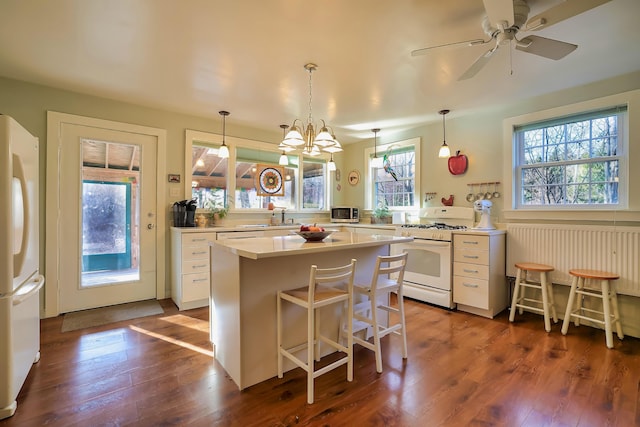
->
569;269;619;281
515;262;554;273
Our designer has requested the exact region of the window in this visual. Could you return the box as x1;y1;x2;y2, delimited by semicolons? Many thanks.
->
364;137;420;210
514;107;626;208
185;130;330;212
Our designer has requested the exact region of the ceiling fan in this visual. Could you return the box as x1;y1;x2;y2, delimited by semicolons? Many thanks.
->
411;0;612;80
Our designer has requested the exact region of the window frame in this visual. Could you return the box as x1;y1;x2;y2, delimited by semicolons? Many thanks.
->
185;129;331;214
514;107;625;210
364;137;421;211
502;92;634;222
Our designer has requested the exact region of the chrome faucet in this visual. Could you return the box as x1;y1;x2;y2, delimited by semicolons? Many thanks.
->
281;208;286;224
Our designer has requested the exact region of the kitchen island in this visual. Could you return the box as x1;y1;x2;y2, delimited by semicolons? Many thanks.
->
209;231;412;390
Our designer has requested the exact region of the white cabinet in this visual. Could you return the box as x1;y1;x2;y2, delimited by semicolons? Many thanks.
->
453;231;506;319
171;228;217;310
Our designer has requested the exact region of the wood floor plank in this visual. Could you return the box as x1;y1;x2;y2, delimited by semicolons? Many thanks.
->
2;298;639;427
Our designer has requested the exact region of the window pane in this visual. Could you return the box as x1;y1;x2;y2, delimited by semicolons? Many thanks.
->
515;108;623;208
191;144;228;208
302;160;325;209
372;146;416;208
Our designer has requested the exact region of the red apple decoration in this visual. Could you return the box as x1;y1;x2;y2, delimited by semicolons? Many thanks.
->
448;150;468;175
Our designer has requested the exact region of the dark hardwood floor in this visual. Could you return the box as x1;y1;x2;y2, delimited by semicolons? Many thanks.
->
2;298;639;426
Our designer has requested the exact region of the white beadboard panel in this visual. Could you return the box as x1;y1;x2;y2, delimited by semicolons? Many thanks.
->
506;224;640;297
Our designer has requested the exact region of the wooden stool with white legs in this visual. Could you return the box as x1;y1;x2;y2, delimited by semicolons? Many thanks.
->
277;259;356;404
509;263;557;332
561;269;623;349
351;252;408;374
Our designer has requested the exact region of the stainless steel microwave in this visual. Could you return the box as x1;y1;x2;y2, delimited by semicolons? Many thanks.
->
330;206;359;223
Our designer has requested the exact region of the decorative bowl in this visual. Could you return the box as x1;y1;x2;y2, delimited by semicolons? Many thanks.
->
295;230;333;242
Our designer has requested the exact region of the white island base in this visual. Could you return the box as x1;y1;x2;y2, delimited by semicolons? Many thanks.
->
209;232;412;390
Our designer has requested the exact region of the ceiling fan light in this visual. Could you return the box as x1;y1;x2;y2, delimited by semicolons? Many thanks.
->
279;153;289;166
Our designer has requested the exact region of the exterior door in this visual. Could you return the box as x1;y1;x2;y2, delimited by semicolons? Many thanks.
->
57;124;158;313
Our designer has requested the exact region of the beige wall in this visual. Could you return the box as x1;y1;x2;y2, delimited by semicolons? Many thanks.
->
2;71;639;331
338;70;640;225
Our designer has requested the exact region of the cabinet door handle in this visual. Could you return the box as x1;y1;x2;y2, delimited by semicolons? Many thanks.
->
191;251;207;256
192;238;206;242
463;282;479;288
193;278;208;283
462;240;478;244
463;255;479;259
193;264;207;269
463;269;479;274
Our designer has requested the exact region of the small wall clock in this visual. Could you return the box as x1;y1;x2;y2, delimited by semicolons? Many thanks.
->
256;164;285;196
348;170;360;186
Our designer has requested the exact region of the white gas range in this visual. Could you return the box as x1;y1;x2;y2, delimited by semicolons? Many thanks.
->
393;207;475;308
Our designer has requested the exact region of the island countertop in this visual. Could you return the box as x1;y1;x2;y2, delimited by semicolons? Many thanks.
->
210;231;413;260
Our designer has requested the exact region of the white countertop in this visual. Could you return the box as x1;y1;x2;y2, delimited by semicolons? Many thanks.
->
210;231;413;259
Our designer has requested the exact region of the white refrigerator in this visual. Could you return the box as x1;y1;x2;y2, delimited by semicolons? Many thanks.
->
0;115;45;420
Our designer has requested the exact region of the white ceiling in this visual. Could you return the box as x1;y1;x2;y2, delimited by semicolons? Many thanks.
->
1;0;638;143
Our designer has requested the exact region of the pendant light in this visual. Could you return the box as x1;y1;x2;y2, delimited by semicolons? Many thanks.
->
327;153;336;171
218;110;230;159
278;124;291;166
370;128;384;168
438;109;451;158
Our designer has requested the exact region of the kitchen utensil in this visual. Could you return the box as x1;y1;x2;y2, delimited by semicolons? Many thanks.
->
465;185;474;202
484;182;493;200
492;182;501;198
475;184;484;201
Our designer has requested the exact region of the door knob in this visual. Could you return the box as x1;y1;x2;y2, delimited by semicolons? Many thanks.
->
147;224;155;230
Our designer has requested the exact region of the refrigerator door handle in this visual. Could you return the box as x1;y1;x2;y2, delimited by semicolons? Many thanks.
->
9;275;45;306
12;153;30;280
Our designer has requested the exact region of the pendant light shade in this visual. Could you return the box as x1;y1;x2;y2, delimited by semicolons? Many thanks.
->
438;109;451;158
370;128;384;168
328;153;336;171
278;124;290;166
218;110;230;159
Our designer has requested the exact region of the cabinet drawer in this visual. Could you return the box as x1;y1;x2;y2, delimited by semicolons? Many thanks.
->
182;258;210;274
182;233;215;246
454;234;489;251
182;272;210;302
453;262;489;279
453;276;489;309
454;249;489;265
182;244;209;259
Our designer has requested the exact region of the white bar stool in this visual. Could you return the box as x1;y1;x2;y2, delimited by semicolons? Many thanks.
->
561;269;624;349
509;262;557;332
276;259;356;404
351;252;408;373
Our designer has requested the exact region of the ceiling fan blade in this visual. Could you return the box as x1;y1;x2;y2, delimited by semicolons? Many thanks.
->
411;38;488;57
458;45;498;81
483;0;514;29
524;0;612;31
515;35;577;60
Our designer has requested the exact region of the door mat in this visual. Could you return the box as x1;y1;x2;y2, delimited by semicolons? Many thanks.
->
61;299;164;332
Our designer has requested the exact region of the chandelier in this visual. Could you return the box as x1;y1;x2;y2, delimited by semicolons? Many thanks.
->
281;63;342;157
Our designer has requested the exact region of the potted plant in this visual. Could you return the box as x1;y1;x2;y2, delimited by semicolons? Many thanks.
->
371;201;392;224
205;198;228;224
